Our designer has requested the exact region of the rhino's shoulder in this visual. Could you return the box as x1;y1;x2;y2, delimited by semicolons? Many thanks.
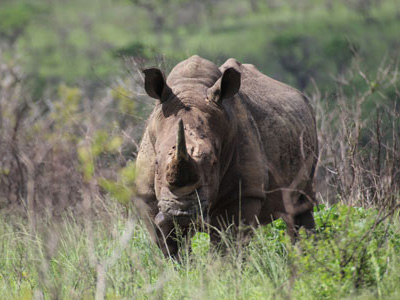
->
219;58;260;77
220;58;300;96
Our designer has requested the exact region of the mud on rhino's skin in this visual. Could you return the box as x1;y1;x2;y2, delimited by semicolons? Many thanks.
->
135;55;319;257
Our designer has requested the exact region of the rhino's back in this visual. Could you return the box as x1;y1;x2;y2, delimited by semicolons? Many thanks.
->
220;59;318;186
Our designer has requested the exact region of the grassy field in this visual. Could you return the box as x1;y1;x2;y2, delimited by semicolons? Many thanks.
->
1;203;400;299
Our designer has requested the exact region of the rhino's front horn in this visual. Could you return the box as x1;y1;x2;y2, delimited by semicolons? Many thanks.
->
166;119;199;187
176;119;188;162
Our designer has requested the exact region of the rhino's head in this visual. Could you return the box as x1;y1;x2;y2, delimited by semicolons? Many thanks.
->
142;56;241;250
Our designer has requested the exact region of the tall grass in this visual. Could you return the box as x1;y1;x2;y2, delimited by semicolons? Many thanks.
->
1;202;400;299
313;58;400;208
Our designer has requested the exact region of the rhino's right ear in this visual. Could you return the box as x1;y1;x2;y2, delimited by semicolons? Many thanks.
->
143;68;169;101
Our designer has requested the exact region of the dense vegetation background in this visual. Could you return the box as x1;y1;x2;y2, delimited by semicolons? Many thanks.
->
0;0;399;299
1;0;399;89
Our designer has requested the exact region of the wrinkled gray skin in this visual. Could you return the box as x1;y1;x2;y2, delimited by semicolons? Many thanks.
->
135;55;318;257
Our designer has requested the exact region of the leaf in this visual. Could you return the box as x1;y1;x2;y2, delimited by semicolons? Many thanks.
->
191;232;210;256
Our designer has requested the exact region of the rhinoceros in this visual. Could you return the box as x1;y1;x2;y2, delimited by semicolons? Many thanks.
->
135;55;318;257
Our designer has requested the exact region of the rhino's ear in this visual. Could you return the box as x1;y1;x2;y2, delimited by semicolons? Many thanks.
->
143;68;169;101
207;67;241;104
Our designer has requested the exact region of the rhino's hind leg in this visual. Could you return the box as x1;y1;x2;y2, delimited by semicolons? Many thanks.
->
293;180;316;232
284;208;315;241
294;209;315;230
282;181;316;240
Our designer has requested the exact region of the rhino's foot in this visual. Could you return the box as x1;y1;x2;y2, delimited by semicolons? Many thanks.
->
294;209;315;231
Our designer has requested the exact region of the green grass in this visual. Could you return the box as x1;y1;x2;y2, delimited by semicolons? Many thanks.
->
1;203;400;299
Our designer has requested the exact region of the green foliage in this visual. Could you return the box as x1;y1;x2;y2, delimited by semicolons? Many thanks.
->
191;232;210;257
0;2;45;44
114;41;156;59
77;130;124;182
93;131;123;156
55;84;81;125
1;0;399;96
1;204;399;299
111;85;137;117
324;36;356;71
99;161;137;205
77;145;95;182
292;205;399;298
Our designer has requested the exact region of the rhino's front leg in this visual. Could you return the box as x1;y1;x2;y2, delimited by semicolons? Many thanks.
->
210;197;263;243
154;212;179;258
240;198;263;227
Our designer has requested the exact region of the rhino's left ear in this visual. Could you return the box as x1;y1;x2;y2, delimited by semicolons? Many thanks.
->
142;68;169;101
207;67;241;104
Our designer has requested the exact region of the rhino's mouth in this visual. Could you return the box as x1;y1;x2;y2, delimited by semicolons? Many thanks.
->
157;188;208;229
159;195;207;218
